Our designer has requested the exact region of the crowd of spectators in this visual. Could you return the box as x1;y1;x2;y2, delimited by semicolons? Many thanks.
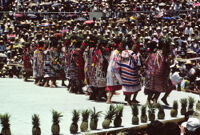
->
0;1;199;91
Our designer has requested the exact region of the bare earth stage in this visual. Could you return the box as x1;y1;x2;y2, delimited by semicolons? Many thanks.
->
0;78;199;135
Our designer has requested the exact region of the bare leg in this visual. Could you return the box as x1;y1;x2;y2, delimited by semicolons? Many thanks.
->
36;78;41;86
125;95;132;106
106;91;114;104
161;91;171;105
132;92;140;103
62;79;67;87
43;78;49;87
153;93;160;104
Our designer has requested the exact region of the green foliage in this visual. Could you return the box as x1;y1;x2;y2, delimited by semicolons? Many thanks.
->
173;101;178;110
32;114;40;128
81;109;90;122
141;105;147;115
52;110;63;124
0;113;10;129
188;97;195;106
72;110;80;123
115;105;124;117
104;105;116;120
131;103;138;116
180;98;187;108
90;107;102;122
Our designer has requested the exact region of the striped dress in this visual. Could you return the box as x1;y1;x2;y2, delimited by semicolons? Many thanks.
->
117;50;141;95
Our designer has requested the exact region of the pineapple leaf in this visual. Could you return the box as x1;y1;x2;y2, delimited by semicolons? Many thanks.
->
32;114;40;128
104;105;116;120
172;101;178;110
115;105;124;117
0;113;10;129
72;110;80;123
52;110;63;124
90;107;102;121
141;105;147;115
188;97;195;105
81;109;90;122
131;103;138;116
180;98;187;107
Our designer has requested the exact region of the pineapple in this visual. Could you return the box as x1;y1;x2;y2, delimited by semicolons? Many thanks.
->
90;107;102;130
114;105;124;127
0;113;11;135
140;105;147;123
70;110;80;134
180;98;187;115
102;105;116;129
188;97;195;111
51;110;63;135
131;104;139;125
32;114;41;135
80;109;90;132
148;105;155;122
196;101;200;111
157;103;165;120
170;101;178;117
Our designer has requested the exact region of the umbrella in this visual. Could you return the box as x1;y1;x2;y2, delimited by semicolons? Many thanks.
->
159;3;166;6
83;20;94;24
154;14;162;18
29;3;37;7
60;29;69;33
27;14;37;18
13;14;23;17
193;3;199;7
117;18;126;23
162;17;173;20
121;0;127;3
40;23;51;27
40;2;51;6
75;17;86;21
52;3;61;7
8;34;15;39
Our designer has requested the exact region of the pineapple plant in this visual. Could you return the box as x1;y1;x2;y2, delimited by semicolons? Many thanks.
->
180;98;187;115
0;113;11;135
80;109;90;132
196;101;200;111
131;104;139;125
114;105;124;127
170;101;178;117
188;97;195;111
140;105;147;123
90;107;102;130
102;105;116;129
32;114;41;135
51;110;63;135
157;103;165;120
70;110;80;134
148;105;155;122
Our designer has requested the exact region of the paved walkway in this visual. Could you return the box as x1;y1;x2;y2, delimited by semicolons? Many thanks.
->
0;78;199;135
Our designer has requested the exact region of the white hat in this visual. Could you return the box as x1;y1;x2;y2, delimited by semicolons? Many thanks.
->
182;118;200;131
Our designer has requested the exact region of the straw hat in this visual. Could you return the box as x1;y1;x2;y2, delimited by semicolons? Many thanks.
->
185;60;192;65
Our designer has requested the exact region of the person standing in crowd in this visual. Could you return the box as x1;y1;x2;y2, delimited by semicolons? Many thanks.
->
145;38;175;105
43;41;51;87
90;39;109;101
68;37;85;94
23;42;32;81
117;42;142;105
33;41;44;86
105;39;122;104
